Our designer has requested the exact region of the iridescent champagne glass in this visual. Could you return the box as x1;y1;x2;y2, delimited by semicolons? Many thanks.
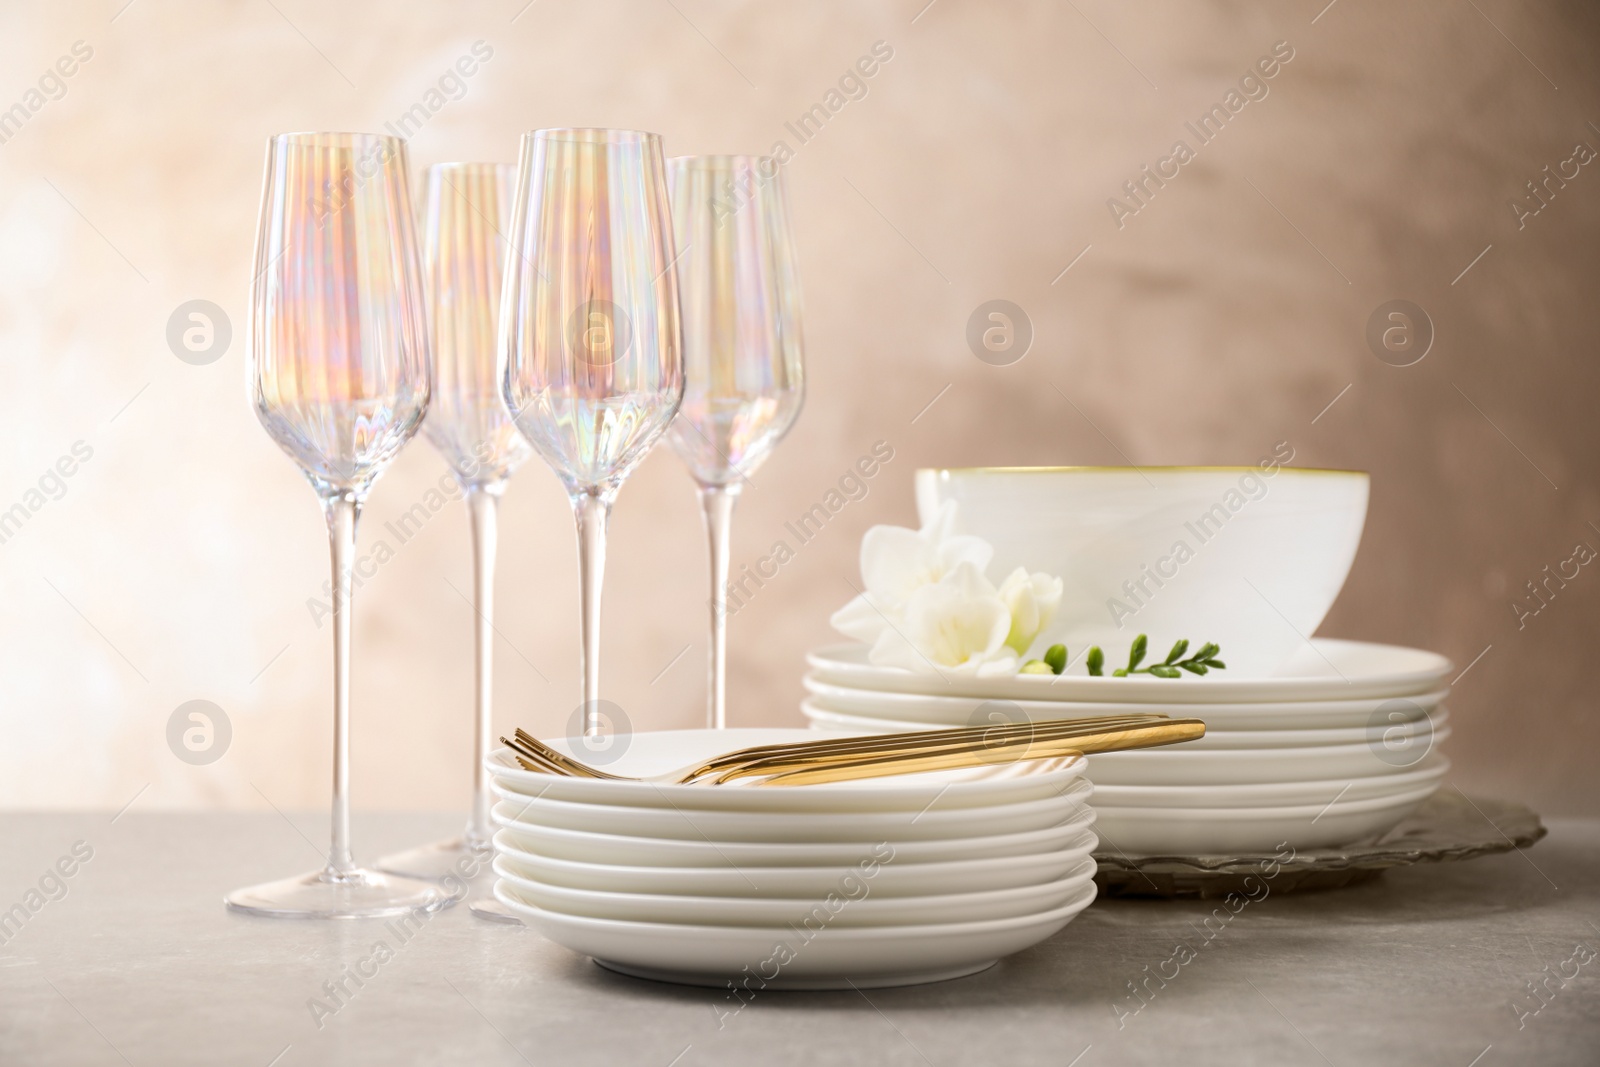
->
666;156;804;729
375;163;530;905
230;132;448;918
501;129;683;742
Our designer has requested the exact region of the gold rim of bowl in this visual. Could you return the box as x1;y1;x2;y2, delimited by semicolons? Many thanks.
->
919;465;1369;477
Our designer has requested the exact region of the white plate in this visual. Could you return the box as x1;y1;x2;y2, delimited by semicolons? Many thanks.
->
487;729;1086;812
494;855;1096;927
800;701;1449;750
1093;783;1441;854
494;826;1099;898
806;639;1453;704
493;877;1099;989
1089;757;1449;808
492;796;1097;868
1084;727;1450;785
802;676;1449;731
489;784;1085;843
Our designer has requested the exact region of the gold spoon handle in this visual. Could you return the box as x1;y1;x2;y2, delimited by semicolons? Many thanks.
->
740;720;1205;787
686;718;1175;784
675;715;1171;783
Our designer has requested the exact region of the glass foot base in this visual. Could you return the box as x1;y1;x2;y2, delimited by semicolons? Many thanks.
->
375;838;515;923
469;897;524;925
374;837;493;890
225;866;454;919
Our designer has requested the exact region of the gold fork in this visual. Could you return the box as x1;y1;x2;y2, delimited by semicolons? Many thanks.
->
503;717;1167;782
500;715;1204;786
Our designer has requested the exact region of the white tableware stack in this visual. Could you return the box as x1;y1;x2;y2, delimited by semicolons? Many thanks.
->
802;466;1456;857
803;639;1452;854
486;729;1100;989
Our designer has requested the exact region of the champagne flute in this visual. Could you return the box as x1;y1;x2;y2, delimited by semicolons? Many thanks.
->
374;163;530;900
666;156;805;729
500;129;683;742
229;132;448;918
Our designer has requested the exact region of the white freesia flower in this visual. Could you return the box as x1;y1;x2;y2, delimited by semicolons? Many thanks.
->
866;562;1020;676
829;502;1063;677
997;567;1064;656
828;502;992;646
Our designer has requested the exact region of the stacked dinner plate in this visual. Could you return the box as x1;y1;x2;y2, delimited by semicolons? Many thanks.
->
803;638;1454;855
487;729;1100;989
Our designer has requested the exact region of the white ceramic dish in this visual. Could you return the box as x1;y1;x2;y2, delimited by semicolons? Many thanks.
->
1092;783;1441;854
916;466;1369;676
493;826;1099;898
487;729;1085;812
489;785;1084;844
492;796;1096;868
1084;727;1449;785
806;639;1452;704
800;701;1448;751
803;710;914;736
493;877;1099;989
494;855;1096;927
801;676;1449;731
1089;757;1449;809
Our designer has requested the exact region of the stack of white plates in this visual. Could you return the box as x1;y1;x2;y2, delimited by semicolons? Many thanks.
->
487;729;1099;989
803;638;1454;855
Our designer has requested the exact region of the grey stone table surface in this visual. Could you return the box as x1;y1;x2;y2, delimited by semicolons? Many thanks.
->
1;812;1596;1067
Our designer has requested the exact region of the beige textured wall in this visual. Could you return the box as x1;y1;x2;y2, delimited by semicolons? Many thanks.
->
1;1;1596;817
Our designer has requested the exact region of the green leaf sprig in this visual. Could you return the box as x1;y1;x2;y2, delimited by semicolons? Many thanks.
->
1104;635;1225;678
1021;636;1225;679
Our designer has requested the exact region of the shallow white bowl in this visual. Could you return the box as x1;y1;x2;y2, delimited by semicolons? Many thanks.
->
492;794;1096;868
494;855;1096;927
494;826;1099;898
489;785;1084;843
487;729;1086;812
801;700;1448;751
1093;783;1440;854
916;466;1369;676
494;877;1099;989
1089;757;1449;808
1084;727;1449;785
802;675;1449;731
806;639;1452;704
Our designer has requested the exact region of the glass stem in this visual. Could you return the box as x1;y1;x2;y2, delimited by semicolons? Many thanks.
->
699;483;739;730
465;484;501;852
320;489;360;879
572;488;612;737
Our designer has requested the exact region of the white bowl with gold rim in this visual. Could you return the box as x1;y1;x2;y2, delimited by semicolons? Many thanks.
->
915;465;1370;677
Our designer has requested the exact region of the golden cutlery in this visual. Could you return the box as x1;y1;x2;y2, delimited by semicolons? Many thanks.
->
659;715;1171;780
747;719;1205;786
500;714;1203;787
504;716;1167;782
